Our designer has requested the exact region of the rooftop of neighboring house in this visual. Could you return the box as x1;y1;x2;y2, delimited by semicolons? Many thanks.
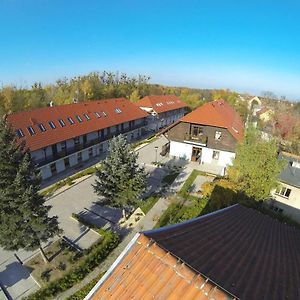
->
180;99;244;141
279;151;300;188
86;204;300;300
6;98;148;152
135;94;187;114
256;107;273;116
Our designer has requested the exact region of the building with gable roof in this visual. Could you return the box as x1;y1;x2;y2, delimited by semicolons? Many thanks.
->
161;99;244;174
135;94;187;131
86;204;300;300
6;98;148;180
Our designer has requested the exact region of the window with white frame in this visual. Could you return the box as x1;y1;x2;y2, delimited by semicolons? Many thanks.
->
84;113;91;120
275;186;291;198
58;119;66;127
215;130;222;140
212;150;220;160
67;117;75;125
49;121;56;129
38;123;46;132
76;115;83;123
115;108;122;114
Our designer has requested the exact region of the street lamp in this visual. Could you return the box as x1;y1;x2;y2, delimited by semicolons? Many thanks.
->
155;146;158;164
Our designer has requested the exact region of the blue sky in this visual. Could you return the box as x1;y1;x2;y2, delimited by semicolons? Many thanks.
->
1;0;300;98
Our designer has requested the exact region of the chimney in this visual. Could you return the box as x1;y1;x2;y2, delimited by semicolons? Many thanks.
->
49;101;54;107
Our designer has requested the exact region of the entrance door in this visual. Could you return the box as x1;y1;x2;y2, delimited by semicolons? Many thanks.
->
191;147;202;162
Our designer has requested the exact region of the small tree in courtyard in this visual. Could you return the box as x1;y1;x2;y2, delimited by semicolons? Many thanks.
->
93;135;146;210
0;119;61;262
228;126;285;201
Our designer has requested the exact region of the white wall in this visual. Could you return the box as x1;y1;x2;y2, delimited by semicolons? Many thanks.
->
218;151;236;167
170;141;192;160
39;165;52;180
271;182;300;223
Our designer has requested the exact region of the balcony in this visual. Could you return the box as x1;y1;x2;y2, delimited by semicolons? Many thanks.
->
184;134;208;146
34;123;146;167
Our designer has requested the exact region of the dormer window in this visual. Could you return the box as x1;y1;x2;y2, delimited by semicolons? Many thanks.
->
215;131;222;140
16;129;25;138
115;108;122;114
84;113;91;120
58;119;66;127
27;126;35;136
67;117;75;125
38;124;46;132
76;115;83;123
49;121;56;129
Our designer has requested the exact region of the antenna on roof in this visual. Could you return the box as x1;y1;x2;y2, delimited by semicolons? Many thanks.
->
49;101;54;107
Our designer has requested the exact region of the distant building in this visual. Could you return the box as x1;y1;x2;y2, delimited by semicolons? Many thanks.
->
7;98;148;180
162;99;244;175
86;204;300;300
256;107;274;122
135;95;187;131
270;152;300;223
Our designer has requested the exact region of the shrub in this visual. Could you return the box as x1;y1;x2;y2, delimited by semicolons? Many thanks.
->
25;231;119;300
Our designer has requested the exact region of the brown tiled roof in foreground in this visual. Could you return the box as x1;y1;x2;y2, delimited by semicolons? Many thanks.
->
135;95;187;114
6;98;148;151
180;99;244;141
145;204;300;300
89;234;230;300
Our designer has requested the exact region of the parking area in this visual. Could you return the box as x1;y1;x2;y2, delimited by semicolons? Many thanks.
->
0;137;171;299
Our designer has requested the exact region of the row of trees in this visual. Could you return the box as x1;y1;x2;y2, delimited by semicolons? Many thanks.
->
0;72;151;115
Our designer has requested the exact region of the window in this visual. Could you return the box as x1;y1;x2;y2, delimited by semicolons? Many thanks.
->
27;126;35;136
95;112;101;118
61;141;66;151
67;117;75;125
212;150;220;160
74;137;80;145
16;129;25;138
64;157;70;167
88;147;93;157
49;121;56;129
192;126;203;136
84;113;91;121
76;115;83;123
115;108;122;114
215;131;222;140
102;111;107;117
50;163;57;175
38;123;46;132
275;186;291;198
77;152;82;162
58;119;66;127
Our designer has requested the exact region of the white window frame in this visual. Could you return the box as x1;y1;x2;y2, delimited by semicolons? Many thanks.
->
212;150;220;160
275;186;291;199
215;130;222;140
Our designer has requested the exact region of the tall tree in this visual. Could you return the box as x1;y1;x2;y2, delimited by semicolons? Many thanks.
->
228;127;285;201
93;135;146;209
0;119;61;262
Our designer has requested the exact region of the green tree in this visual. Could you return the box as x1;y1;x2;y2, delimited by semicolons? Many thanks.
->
0;119;61;262
228;127;285;201
93;135;146;209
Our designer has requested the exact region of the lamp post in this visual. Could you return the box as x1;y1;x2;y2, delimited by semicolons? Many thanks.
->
155;146;158;164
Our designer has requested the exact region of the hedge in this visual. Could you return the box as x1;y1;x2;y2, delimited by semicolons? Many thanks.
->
25;231;119;300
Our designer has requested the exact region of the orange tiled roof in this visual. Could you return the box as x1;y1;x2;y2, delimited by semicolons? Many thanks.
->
89;234;230;300
136;95;187;114
6;98;148;152
181;99;244;141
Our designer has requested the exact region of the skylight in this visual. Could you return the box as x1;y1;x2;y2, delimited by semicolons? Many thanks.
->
115;108;122;114
95;112;101;118
16;129;25;138
102;111;107;117
84;113;91;120
38;123;46;132
76;115;83;123
49;121;56;129
27;126;35;136
58;119;66;127
67;117;75;125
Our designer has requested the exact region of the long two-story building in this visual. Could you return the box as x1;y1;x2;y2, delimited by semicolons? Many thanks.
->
7;98;148;180
135;95;187;131
162;99;244;174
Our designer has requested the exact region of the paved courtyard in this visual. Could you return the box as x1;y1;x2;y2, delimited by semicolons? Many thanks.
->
0;137;169;299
